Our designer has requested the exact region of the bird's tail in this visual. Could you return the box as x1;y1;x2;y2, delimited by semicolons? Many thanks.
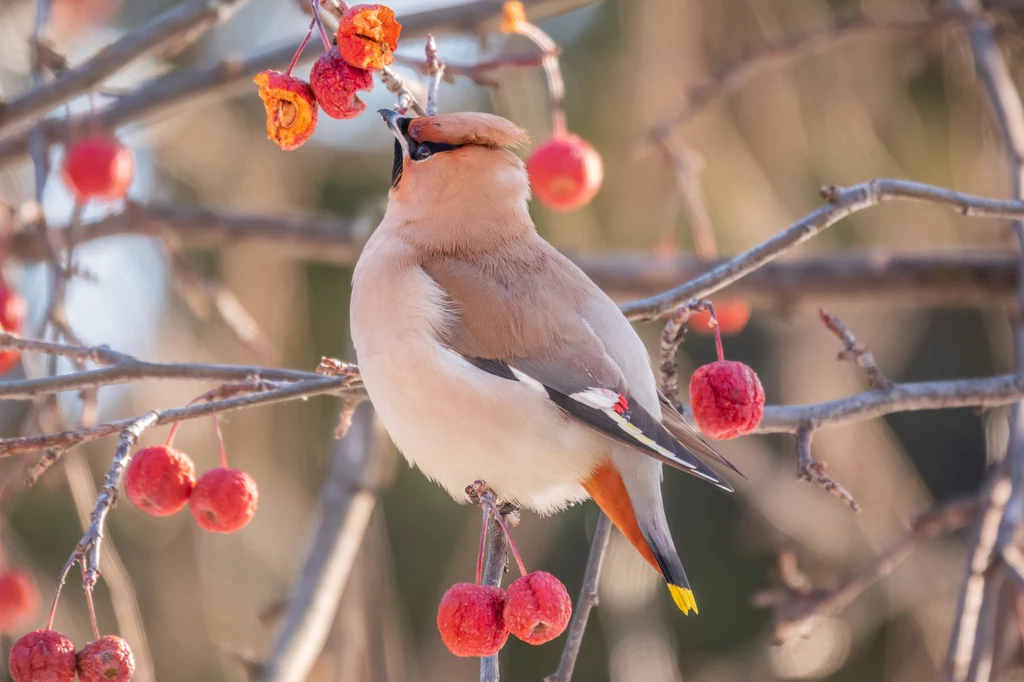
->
582;461;697;614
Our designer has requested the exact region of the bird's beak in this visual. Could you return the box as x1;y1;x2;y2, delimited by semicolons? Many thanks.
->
378;108;409;139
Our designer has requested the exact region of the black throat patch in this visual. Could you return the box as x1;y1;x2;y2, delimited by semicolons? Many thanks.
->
391;138;404;188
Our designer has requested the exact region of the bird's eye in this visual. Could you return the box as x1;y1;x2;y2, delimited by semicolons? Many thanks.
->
413;143;432;161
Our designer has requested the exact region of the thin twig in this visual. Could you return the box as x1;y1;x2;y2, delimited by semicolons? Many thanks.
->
424;35;445;117
621;178;1024;321
0;0;250;133
818;308;893;390
545;512;612;682
795;425;860;512
479;501;508;682
0;377;363;458
658;300;711;400
753;496;980;642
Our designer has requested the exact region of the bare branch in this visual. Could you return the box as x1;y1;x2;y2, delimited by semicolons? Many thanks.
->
0;377;362;458
621;179;1024;321
754;497;980;642
393;50;553;87
819;309;893;390
795;426;861;512
479;503;509;682
658;300;710;400
756;373;1024;433
0;0;249;133
545;512;612;682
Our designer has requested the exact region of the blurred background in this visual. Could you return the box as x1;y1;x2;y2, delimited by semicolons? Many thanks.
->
0;0;1020;680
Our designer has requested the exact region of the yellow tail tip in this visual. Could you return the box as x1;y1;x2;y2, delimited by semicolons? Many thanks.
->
668;585;698;615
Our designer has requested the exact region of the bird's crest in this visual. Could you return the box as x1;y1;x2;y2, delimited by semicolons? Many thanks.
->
408;112;529;149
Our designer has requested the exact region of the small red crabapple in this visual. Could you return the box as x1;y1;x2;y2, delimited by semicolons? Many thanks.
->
76;635;134;682
689;300;751;336
503;571;571;644
309;47;374;120
0;569;40;633
61;136;134;202
526;134;603;211
124;445;197;516
0;283;26;375
690;360;765;439
189;468;259;533
9;630;76;682
437;583;509;657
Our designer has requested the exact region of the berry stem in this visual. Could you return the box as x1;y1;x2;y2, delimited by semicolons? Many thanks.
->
81;569;100;640
475;505;489;585
310;0;333;51
510;20;566;137
708;302;725;363
164;421;180;447
484;498;527;576
211;415;228;468
287;18;317;76
45;554;76;630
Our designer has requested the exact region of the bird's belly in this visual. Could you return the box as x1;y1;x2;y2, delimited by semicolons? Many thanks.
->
357;340;604;515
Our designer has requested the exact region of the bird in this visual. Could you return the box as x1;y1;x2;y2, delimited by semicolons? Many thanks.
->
350;109;741;614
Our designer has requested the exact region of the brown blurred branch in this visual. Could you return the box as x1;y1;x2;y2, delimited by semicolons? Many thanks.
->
0;0;249;133
257;401;391;682
819;308;893;390
621;179;1024;322
945;1;1024;678
753;497;981;642
546;512;612;682
648;9;984;143
7;204;1022;308
0;0;599;169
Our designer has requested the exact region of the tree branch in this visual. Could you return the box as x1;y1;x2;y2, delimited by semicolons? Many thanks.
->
0;0;249;133
621;179;1024;321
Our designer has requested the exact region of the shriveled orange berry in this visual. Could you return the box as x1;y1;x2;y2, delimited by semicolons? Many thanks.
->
9;630;76;682
689;301;751;336
527;134;603;211
500;1;526;33
336;4;401;70
437;583;508;657
76;636;134;682
124;445;196;516
0;570;39;633
254;71;319;150
190;468;258;533
309;47;374;120
690;361;764;439
61;136;133;202
504;571;571;645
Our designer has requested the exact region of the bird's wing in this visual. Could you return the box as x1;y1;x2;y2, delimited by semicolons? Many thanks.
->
658;392;745;478
422;248;732;491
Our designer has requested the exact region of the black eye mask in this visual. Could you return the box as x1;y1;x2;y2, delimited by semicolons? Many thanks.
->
390;126;464;188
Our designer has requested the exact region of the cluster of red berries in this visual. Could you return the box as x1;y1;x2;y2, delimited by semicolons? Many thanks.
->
61;135;134;203
255;4;400;150
438;571;572;657
124;425;258;533
689;304;765;439
436;501;571;658
0;282;27;375
9;630;134;682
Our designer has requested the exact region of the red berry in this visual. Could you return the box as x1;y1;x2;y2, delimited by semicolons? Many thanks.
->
61;136;134;202
0;284;26;375
310;47;374;120
436;583;509;657
503;571;571;645
254;71;319;151
0;570;39;633
690;301;751;336
189;468;258;533
526;134;603;211
689;360;765;439
9;630;76;682
76;635;134;682
124;445;196;516
336;4;402;70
